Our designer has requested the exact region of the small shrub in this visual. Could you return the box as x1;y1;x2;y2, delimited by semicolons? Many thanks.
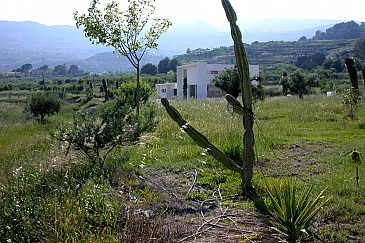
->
57;83;157;172
25;92;61;123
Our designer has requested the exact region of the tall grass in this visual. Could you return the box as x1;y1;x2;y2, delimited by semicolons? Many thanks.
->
1;93;365;241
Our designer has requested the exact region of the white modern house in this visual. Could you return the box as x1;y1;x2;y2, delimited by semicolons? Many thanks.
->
156;62;259;99
155;82;177;98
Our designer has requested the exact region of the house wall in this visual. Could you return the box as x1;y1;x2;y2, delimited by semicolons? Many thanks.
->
155;83;177;98
176;62;260;99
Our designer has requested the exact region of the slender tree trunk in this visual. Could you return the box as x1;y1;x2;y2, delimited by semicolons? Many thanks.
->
136;62;141;116
361;67;365;90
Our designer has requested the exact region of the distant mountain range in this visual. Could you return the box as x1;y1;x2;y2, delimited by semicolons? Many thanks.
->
0;19;354;73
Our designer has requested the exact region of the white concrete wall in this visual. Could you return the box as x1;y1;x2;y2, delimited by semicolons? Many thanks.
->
176;62;260;99
155;83;177;98
249;65;260;77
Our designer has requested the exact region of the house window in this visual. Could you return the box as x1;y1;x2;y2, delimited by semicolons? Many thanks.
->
161;89;167;93
183;69;187;78
189;85;197;98
173;89;177;96
210;70;219;74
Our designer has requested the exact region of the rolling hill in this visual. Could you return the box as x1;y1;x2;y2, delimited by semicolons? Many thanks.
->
0;19;359;73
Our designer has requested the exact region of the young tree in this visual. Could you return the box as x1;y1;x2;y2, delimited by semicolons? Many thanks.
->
212;66;240;98
26;92;61;123
58;81;157;171
212;67;264;102
74;0;171;115
183;77;187;99
288;70;308;99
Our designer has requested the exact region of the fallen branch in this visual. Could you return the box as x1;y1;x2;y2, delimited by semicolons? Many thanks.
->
187;169;198;195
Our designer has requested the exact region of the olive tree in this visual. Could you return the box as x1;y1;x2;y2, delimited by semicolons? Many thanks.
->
26;92;61;123
74;0;171;115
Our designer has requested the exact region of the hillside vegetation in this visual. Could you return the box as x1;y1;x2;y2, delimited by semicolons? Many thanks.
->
1;87;365;242
1;16;365;243
176;21;365;66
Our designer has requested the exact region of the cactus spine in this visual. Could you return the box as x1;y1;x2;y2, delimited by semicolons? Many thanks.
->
161;0;255;196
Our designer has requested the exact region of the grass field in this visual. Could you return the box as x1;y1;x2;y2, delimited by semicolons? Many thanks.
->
1;92;365;242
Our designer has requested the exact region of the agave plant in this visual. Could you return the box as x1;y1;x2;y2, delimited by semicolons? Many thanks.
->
253;180;332;243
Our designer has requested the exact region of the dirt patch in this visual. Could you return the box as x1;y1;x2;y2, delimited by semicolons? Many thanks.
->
116;169;278;242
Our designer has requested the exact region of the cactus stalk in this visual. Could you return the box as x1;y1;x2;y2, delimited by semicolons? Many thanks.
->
161;98;244;174
222;0;255;195
162;0;256;196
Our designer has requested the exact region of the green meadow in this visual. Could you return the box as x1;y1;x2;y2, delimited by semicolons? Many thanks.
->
1;90;365;242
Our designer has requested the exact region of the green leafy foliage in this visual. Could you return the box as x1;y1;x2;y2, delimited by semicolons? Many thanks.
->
212;66;241;98
253;180;332;243
116;80;155;107
287;70;309;99
157;57;179;74
74;0;171;114
12;63;33;73
312;21;365;40
25;92;61;123
58;83;157;170
141;62;157;75
212;67;265;102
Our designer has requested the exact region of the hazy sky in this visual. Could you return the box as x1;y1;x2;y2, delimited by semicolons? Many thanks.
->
0;0;364;27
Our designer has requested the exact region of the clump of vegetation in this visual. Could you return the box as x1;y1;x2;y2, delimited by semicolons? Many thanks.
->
253;180;332;243
57;81;157;172
25;92;61;123
212;66;265;102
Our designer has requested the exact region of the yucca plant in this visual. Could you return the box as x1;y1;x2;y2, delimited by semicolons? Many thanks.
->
253;180;332;243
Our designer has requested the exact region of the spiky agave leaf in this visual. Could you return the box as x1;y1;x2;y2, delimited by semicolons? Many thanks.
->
253;180;332;243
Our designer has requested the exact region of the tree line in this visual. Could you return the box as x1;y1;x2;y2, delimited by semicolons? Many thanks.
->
141;57;179;75
10;64;85;77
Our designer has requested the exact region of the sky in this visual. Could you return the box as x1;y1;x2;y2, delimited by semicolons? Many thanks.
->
0;0;364;28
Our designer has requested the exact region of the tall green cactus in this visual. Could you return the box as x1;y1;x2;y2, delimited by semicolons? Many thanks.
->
161;0;255;196
222;0;255;195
